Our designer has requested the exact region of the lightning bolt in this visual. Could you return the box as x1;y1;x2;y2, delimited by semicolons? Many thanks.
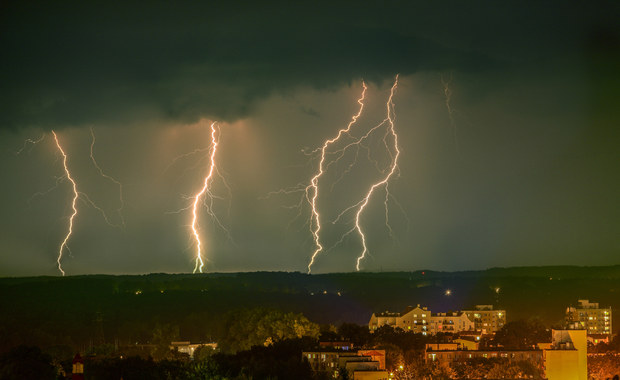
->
89;127;125;227
327;76;400;271
265;75;402;273
313;76;401;272
189;121;224;273
441;72;459;153
163;146;210;175
15;134;46;155
352;75;400;270
306;82;368;273
52;131;78;276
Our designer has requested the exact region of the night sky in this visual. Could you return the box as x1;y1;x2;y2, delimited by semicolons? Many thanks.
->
1;1;618;276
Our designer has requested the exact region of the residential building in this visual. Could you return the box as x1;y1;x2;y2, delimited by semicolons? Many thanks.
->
304;350;344;372
170;342;217;358
391;305;431;333
303;349;386;379
358;349;386;370
566;299;612;335
425;346;544;368
544;328;587;380
462;305;506;333
369;305;430;332
425;343;459;351
429;312;475;334
587;333;610;345
368;305;474;335
319;340;354;350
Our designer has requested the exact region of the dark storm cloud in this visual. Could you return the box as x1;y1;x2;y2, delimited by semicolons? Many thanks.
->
2;0;616;129
1;0;619;276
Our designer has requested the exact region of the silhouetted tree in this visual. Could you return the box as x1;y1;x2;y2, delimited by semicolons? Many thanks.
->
0;346;57;380
210;337;315;379
218;308;319;353
151;323;180;360
338;323;371;347
492;319;549;349
588;353;620;379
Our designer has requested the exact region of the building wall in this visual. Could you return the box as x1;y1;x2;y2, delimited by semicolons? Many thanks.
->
428;313;474;334
462;305;506;333
358;350;386;370
369;307;474;335
566;300;612;335
303;351;340;372
425;349;543;367
544;329;587;380
396;306;430;333
368;314;398;331
453;338;479;350
545;350;580;380
353;370;389;380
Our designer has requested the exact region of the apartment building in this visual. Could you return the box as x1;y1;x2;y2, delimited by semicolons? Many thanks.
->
303;349;387;379
461;305;506;333
565;299;612;335
368;305;474;335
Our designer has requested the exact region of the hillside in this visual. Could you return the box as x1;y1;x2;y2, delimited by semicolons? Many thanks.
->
1;265;619;352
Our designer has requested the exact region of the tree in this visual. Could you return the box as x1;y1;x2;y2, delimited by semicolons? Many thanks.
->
210;338;315;379
338;323;371;347
218;309;319;353
193;345;216;362
588;353;620;380
492;319;549;349
151;323;180;360
0;346;57;380
451;358;544;379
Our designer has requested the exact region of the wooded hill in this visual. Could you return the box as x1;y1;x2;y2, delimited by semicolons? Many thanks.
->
1;265;619;353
